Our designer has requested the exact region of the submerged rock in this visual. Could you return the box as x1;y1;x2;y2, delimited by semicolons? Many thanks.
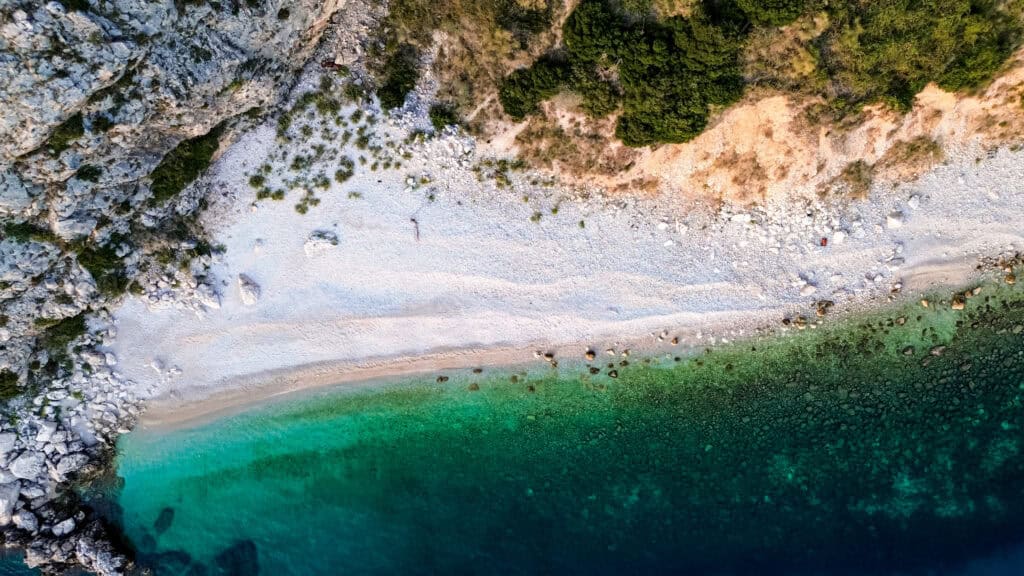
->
154;506;175;535
215;540;260;576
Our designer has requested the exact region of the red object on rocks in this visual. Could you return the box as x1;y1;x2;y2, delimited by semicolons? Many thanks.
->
820;237;828;247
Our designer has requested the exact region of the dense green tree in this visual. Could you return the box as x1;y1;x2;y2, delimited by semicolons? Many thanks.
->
498;58;570;119
735;0;808;26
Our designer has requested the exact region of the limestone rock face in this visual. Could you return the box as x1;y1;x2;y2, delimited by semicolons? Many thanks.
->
0;0;346;359
0;1;350;573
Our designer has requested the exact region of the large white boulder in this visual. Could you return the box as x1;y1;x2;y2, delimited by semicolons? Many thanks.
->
51;517;75;537
0;481;21;526
9;451;44;480
12;509;38;533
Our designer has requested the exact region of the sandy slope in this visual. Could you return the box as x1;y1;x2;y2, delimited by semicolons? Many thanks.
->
109;93;1024;428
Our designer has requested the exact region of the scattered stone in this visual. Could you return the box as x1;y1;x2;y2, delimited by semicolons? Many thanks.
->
930;345;947;357
800;284;818;297
467;383;480;391
608;370;618;378
951;295;965;310
304;230;340;256
886;211;904;229
584;350;596;361
1007;273;1017;285
237;274;261;306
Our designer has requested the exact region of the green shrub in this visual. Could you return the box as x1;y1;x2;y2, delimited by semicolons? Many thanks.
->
47;113;85;154
499;57;570;120
428;103;461;130
335;157;356;183
77;244;129;297
61;0;91;12
0;371;18;402
818;0;1022;112
3;222;60;245
149;123;224;202
40;313;88;353
735;0;808;27
378;43;420;110
76;164;102;182
502;0;745;146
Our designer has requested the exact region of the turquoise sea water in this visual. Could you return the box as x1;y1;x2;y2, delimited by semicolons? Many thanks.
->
85;280;1024;575
0;552;37;576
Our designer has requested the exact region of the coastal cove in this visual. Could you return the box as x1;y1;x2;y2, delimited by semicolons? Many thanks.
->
83;276;1024;575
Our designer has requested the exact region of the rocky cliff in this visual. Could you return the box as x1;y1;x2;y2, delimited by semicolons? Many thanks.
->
0;0;345;573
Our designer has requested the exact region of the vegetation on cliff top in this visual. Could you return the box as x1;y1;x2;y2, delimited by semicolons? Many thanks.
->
372;0;558;112
497;0;1021;146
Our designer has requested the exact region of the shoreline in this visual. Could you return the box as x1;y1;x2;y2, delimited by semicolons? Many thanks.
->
139;319;759;431
137;261;987;432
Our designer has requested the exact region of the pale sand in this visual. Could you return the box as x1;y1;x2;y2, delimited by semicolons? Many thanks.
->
110;72;1024;430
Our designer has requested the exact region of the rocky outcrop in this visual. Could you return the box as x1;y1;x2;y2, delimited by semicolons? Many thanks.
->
0;0;347;573
1;0;346;345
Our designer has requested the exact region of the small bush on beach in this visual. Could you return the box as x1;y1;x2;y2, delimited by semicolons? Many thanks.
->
335;157;356;184
428;103;460;131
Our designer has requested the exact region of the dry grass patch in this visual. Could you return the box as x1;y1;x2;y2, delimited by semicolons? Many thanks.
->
875;136;945;180
831;160;874;200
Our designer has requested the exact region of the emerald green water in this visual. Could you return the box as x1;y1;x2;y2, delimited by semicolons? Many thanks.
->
91;281;1024;575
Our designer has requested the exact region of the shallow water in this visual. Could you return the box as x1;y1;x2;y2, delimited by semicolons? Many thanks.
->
0;551;38;575
88;281;1024;575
